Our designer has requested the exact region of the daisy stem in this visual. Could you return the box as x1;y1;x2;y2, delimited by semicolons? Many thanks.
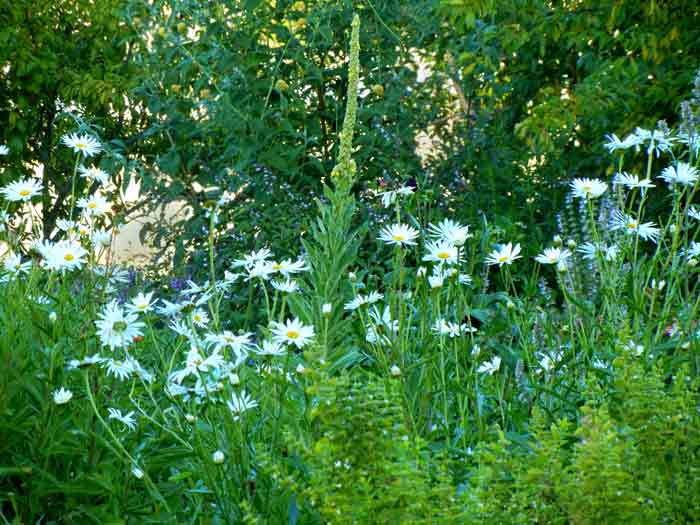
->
83;370;170;512
67;154;82;222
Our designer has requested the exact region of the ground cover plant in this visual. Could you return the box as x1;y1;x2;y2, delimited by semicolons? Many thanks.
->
2;7;700;525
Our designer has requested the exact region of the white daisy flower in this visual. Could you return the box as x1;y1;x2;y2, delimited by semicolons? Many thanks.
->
127;292;157;314
344;291;384;311
603;133;641;153
107;408;137;431
270;317;315;348
0;145;9;155
1;178;43;202
204;331;253;357
170;347;225;384
485;242;522;267
61;132;102;157
227;390;258;417
191;308;209;328
432;319;474;338
232;248;272;268
245;260;275;281
377;223;420;246
577;242;619;261
52;387;73;405
477;355;502;375
95;300;145;350
658;162;699;187
43;240;88;272
612;172;654;190
102;358;135;381
377;185;414;208
78;165;109;184
91;228;112;249
427;218;472;246
534;247;572;265
77;193;111;217
634;127;675;157
157;299;187;317
422;240;461;265
458;273;473;285
269;258;308;276
366;305;399;345
271;278;299;293
687;206;700;221
254;339;286;356
3;252;31;276
684;241;700;259
570;178;607;199
610;211;661;242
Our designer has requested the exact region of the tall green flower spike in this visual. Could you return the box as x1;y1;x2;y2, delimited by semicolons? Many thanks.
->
331;14;360;194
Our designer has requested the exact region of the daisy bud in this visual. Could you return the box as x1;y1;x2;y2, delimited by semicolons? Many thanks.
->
553;235;563;246
49;311;57;323
506;300;515;310
681;341;691;350
416;266;427;277
390;365;401;377
296;363;305;374
471;345;481;357
322;303;332;315
371;84;384;98
212;450;225;464
348;272;357;282
229;373;240;386
52;387;73;405
131;466;144;479
185;414;196;423
556;260;568;273
689;258;698;267
275;79;289;91
566;239;577;249
669;224;677;233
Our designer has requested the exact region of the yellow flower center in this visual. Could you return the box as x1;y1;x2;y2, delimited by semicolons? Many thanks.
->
19;190;30;197
77;143;87;150
437;251;451;259
392;234;406;242
286;330;300;339
627;221;638;230
498;255;509;263
272;264;282;270
64;253;75;262
193;358;202;365
88;202;97;209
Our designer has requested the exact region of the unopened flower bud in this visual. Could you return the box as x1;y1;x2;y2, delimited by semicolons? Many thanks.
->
322;303;332;315
566;239;577;249
131;467;144;479
49;311;57;323
553;235;563;246
296;363;305;374
390;365;401;377
212;450;225;464
185;414;196;423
